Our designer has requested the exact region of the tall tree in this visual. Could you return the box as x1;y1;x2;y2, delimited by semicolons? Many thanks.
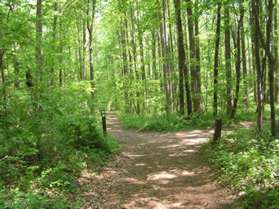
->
86;0;97;94
251;0;264;133
231;0;244;118
213;3;222;118
186;0;201;112
224;3;232;115
265;0;276;136
174;0;185;115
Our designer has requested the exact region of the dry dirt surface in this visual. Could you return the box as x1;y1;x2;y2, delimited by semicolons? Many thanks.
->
80;113;236;209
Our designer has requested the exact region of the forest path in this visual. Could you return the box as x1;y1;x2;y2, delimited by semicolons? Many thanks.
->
81;113;236;209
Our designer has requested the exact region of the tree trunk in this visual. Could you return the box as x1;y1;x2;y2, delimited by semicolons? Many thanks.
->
251;0;264;133
151;29;158;80
194;0;202;112
86;0;97;94
231;0;244;119
160;0;171;114
266;0;276;137
213;3;221;118
50;2;58;86
186;0;200;112
14;54;20;88
224;6;232;116
36;0;43;84
174;0;185;115
274;2;278;103
242;9;248;108
120;16;129;113
130;5;140;114
0;50;6;106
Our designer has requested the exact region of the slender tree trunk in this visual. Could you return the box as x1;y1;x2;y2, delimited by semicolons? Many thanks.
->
167;0;175;111
266;0;276;136
14;54;20;88
194;0;202;112
160;0;171;114
252;0;264;133
151;29;158;80
213;3;221;118
274;2;278;103
76;14;84;81
0;50;6;106
35;0;43;161
130;5;140;114
174;0;192;116
59;20;63;87
231;0;244;119
36;0;43;84
86;0;96;94
120;16;129;113
242;18;249;108
82;19;86;79
50;2;58;86
186;0;200;112
224;6;233;115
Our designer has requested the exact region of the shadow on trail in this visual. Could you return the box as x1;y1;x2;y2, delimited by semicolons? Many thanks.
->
82;113;238;209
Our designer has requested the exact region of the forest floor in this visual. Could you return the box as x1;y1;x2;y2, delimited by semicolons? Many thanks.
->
80;113;245;209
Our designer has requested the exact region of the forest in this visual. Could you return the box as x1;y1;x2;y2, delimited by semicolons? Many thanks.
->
0;0;278;208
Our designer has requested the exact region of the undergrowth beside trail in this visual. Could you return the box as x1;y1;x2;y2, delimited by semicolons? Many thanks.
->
203;128;279;209
119;110;256;132
0;82;119;208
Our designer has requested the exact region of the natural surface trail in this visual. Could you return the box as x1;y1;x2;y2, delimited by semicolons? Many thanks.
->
81;113;237;209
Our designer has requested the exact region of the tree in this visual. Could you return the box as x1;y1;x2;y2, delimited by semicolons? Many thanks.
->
224;3;232;115
186;0;201;112
86;0;97;94
213;3;221;118
251;0;264;133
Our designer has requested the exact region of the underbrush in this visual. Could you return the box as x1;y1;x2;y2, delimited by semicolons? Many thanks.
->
120;113;215;132
0;82;119;208
203;128;279;209
120;110;256;132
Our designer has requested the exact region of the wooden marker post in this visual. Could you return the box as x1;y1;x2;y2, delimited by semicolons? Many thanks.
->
101;110;107;136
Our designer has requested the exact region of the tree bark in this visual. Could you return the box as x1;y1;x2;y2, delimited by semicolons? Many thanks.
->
266;0;276;136
251;0;264;133
231;0;244;119
86;0;97;94
186;0;200;112
174;0;185;115
274;2;278;103
213;3;221;118
224;5;232;116
120;15;129;113
160;0;171;114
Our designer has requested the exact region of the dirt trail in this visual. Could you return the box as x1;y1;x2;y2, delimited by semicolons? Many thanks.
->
81;113;236;209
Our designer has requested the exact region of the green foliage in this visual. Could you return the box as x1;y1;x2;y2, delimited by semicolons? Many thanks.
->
236;189;279;209
0;188;80;209
119;110;258;132
120;113;215;132
0;82;119;206
203;128;279;208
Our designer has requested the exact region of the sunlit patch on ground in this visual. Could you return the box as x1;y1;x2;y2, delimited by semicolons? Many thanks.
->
82;113;235;209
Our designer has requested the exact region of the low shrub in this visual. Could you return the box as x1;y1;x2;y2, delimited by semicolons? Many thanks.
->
203;128;279;209
0;82;119;207
119;113;214;132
